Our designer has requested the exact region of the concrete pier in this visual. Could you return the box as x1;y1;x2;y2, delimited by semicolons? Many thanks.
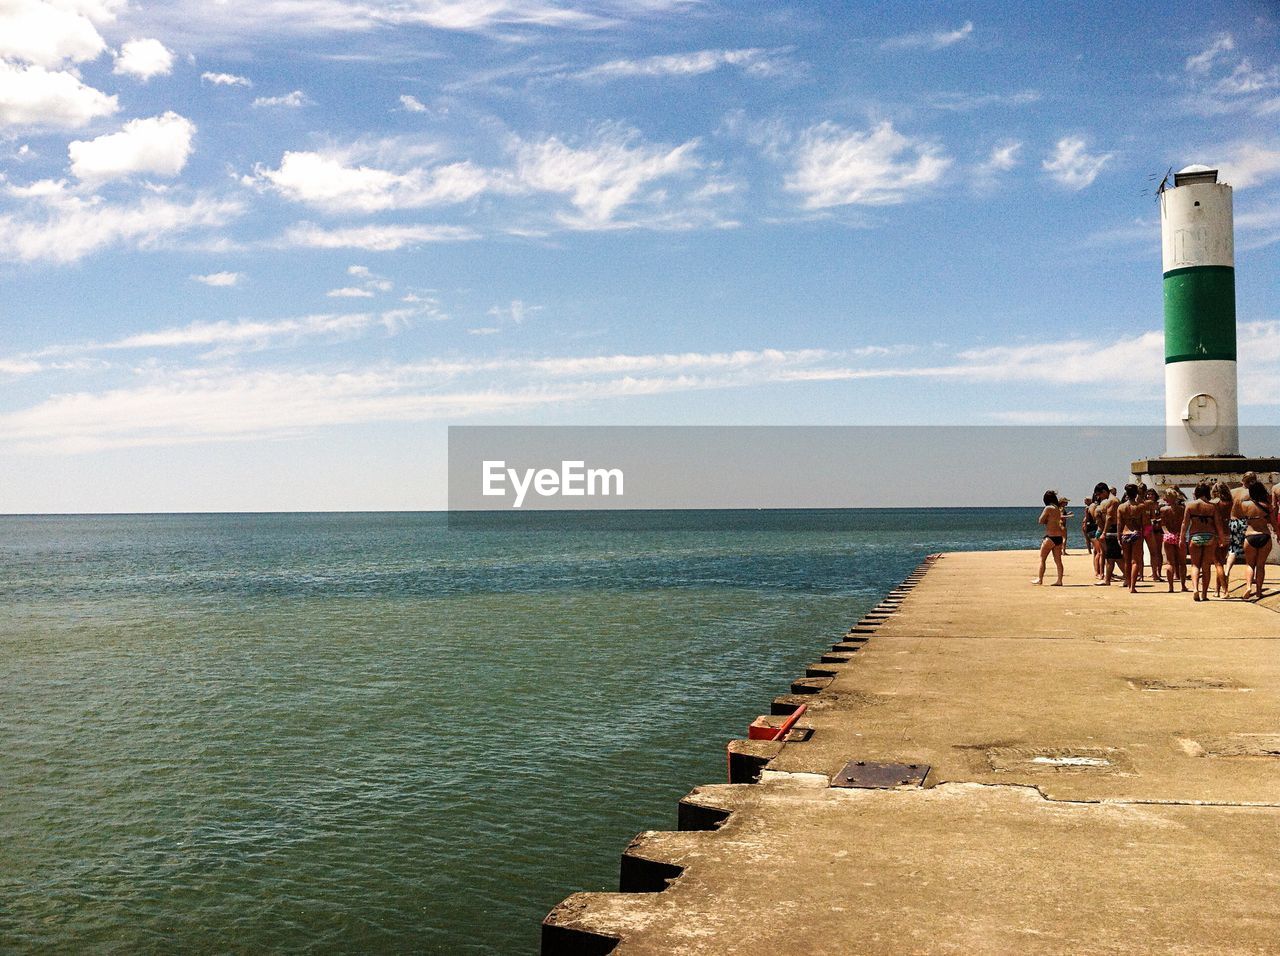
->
542;550;1280;954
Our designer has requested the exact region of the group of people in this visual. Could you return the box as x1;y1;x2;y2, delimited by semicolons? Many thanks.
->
1034;471;1278;602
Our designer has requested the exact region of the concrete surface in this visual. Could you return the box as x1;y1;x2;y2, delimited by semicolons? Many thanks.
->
542;551;1280;955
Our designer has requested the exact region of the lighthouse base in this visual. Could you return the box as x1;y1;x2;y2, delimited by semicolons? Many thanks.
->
1130;456;1280;489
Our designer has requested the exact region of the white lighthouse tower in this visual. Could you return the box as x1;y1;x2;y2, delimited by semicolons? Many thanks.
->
1132;163;1280;506
1160;164;1239;457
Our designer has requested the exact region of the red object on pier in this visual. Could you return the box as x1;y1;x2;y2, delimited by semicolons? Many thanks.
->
747;704;808;741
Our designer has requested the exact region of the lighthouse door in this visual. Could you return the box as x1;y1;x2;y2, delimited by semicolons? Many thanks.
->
1183;393;1219;436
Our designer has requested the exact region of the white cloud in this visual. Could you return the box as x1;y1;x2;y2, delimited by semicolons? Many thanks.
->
0;357;44;376
926;90;1039;112
192;271;243;286
1234;201;1280;252
388;0;608;30
279;222;478;250
949;334;1163;386
1042;136;1111;190
1213;59;1279;96
981;140;1022;173
0;346;844;450
0;192;241;264
9;293;1280;453
399;93;428;111
257;129;718;230
0;61;118;129
1186;33;1234;74
0;0;116;68
0;2;123;130
112;38;173;80
882;21;973;51
68;112;195;182
9;325;1280;452
784;121;950;208
571;47;789;81
487;299;540;324
395;294;448;321
100;312;396;352
1178;33;1279;117
326;286;374;298
4;310;411;374
252;90;309;108
1219;142;1280;188
118;0;692;40
202;71;252;86
253;149;492;212
515;128;700;226
12;321;1280;453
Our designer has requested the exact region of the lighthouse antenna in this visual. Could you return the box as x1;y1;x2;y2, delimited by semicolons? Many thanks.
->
1142;168;1173;198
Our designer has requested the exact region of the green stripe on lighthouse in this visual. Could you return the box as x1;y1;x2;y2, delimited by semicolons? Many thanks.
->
1163;265;1236;363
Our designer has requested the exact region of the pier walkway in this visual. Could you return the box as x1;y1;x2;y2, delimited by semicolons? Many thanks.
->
543;549;1280;955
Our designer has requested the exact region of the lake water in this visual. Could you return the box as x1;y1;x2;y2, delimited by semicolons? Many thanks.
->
0;510;1034;954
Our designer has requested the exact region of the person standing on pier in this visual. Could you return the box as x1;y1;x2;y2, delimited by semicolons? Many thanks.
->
1240;480;1276;601
1096;483;1122;585
1212;481;1234;597
1117;485;1146;594
1083;492;1100;577
1131;483;1149;582
1182;483;1225;603
1033;490;1066;586
1060;497;1074;555
1145;487;1164;583
1159;487;1189;594
1227;471;1258;597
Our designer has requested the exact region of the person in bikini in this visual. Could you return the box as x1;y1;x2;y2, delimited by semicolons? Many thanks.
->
1130;482;1150;582
1239;480;1277;601
1034;490;1066;586
1117;485;1147;594
1181;482;1225;603
1144;487;1164;582
1211;481;1234;597
1096;483;1122;585
1159;487;1188;593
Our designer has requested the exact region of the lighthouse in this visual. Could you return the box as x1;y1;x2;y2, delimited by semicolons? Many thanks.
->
1160;164;1239;457
1131;162;1280;506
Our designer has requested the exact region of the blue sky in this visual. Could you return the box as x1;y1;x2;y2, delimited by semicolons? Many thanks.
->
1;0;1278;511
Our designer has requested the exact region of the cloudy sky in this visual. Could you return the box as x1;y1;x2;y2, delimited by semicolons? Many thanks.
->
1;0;1278;511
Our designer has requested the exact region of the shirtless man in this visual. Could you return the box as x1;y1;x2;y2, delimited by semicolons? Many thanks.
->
1228;472;1259;597
1034;490;1066;586
1095;482;1121;585
1083;492;1100;576
1117;485;1146;594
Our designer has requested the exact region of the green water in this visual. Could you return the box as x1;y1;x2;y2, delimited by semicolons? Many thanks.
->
0;510;1032;954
